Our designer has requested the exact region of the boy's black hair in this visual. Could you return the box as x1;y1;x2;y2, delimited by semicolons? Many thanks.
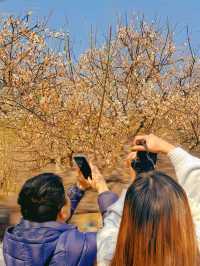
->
18;173;66;222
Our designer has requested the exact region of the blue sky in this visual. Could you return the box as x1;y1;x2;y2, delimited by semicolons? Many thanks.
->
0;0;200;57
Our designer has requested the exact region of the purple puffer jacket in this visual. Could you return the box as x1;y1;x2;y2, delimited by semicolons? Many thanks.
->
3;186;118;266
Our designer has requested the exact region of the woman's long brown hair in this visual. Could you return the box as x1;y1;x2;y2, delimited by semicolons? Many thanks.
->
111;171;199;266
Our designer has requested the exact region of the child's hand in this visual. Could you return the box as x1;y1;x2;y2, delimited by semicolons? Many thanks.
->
76;168;91;191
88;163;109;194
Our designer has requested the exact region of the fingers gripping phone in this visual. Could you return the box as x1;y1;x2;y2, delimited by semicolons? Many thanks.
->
74;156;92;179
131;140;157;173
131;151;157;174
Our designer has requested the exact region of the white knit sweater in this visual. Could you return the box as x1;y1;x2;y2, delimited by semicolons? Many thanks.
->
97;147;200;266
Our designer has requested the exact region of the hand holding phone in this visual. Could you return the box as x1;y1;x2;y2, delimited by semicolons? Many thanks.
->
73;155;92;180
131;151;157;173
131;138;157;173
73;156;109;194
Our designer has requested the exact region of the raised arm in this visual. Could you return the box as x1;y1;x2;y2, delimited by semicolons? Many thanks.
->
97;190;126;266
168;147;200;204
87;163;119;217
66;163;118;266
67;159;119;219
132;134;200;204
67;185;85;217
65;164;93;217
76;190;118;266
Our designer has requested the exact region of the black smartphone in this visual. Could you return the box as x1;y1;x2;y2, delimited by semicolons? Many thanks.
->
131;151;157;174
74;156;92;179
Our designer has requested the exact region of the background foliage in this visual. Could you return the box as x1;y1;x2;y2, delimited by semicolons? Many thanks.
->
0;15;200;192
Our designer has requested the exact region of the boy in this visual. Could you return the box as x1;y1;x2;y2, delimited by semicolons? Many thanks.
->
3;166;118;265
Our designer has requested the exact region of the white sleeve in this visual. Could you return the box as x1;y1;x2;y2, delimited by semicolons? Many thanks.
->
0;243;5;266
168;147;200;204
97;190;126;266
168;147;200;247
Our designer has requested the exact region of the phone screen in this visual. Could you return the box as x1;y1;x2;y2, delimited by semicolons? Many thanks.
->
74;156;92;179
